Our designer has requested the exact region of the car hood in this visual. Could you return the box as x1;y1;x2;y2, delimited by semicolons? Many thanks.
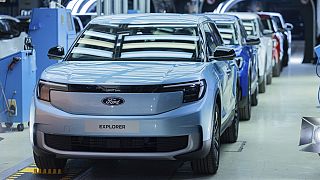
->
41;61;206;85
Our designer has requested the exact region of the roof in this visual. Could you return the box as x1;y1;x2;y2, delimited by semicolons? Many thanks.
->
204;13;239;21
203;13;239;24
257;12;282;18
90;13;210;26
0;15;19;22
226;12;259;20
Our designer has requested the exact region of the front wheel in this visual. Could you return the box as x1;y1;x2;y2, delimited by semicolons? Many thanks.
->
239;77;251;121
258;76;266;93
191;104;220;175
221;87;239;143
266;72;272;85
251;87;258;106
273;62;281;77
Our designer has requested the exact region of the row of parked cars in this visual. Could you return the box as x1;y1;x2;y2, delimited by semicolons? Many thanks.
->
1;11;292;175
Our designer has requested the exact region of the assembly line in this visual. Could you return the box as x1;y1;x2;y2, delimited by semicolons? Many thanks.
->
0;0;319;179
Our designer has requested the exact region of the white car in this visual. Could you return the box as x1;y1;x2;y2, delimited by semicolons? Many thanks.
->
0;15;27;59
227;12;273;93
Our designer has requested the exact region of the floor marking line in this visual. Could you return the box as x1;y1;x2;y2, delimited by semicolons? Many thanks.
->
0;157;33;179
19;167;37;173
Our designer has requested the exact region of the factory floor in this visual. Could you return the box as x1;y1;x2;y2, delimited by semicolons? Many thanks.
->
1;41;320;180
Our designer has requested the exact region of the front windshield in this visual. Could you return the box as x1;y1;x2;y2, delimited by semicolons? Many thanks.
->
242;19;258;36
272;16;283;29
66;24;201;62
216;22;240;45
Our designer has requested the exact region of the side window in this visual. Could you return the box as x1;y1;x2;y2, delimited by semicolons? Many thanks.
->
208;23;223;46
257;19;264;35
233;23;240;43
198;25;207;61
73;17;81;33
203;23;218;56
239;21;248;44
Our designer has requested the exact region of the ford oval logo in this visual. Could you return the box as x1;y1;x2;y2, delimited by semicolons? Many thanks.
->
102;97;125;106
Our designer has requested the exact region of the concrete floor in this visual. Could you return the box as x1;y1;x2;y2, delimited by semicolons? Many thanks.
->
1;41;320;179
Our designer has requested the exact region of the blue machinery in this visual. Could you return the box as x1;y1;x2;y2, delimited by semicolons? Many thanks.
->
29;8;76;79
0;7;76;132
0;51;36;131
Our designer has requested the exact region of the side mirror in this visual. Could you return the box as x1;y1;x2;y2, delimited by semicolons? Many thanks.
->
210;46;236;61
246;36;261;46
48;46;65;60
263;29;273;36
285;23;293;31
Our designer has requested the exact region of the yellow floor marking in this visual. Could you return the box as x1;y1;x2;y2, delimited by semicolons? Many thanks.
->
19;167;37;173
15;172;24;175
10;175;21;177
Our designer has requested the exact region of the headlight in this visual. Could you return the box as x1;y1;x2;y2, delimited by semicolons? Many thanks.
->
235;57;244;69
162;80;206;103
37;80;68;102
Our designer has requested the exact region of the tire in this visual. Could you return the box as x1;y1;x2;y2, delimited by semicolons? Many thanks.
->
5;122;13;128
251;87;258;106
273;62;281;77
239;77;251;121
191;104;220;175
258;76;266;93
17;124;24;131
33;152;67;170
266;72;272;85
221;87;239;143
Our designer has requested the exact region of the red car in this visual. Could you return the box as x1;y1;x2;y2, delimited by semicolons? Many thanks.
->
258;13;284;77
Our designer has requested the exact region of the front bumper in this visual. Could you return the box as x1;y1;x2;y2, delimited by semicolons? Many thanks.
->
31;93;214;160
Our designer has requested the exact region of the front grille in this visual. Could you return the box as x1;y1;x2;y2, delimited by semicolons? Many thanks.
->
44;134;188;153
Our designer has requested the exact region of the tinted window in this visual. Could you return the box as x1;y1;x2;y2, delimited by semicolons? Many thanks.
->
67;24;201;62
7;20;21;37
73;18;81;33
0;19;20;39
261;18;275;32
272;16;283;29
203;23;217;56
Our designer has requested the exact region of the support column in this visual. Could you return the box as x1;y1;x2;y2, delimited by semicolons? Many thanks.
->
139;0;146;13
146;0;151;13
96;0;102;15
104;0;112;15
123;0;128;14
114;0;122;14
134;0;139;10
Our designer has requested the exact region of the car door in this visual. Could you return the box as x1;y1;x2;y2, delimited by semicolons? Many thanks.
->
204;22;236;124
239;20;257;88
253;18;268;78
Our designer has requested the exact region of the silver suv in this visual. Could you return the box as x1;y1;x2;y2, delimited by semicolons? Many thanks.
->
30;14;239;175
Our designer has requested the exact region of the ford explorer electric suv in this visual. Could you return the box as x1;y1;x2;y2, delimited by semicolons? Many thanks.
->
30;14;240;175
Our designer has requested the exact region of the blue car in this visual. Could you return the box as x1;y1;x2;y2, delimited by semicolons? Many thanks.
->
205;14;260;120
30;14;240;175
